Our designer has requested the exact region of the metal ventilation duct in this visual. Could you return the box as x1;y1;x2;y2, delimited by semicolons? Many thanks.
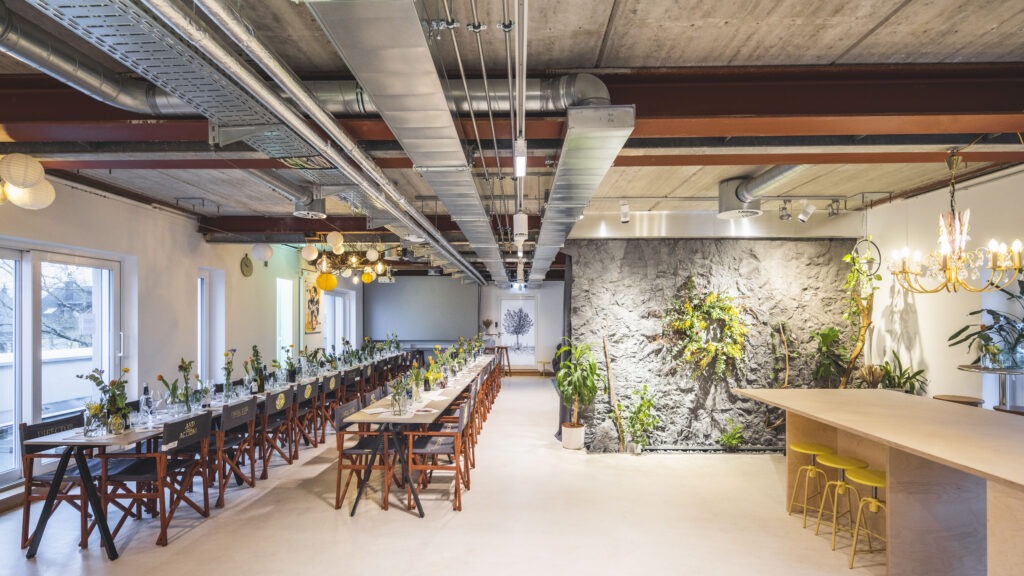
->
18;0;318;162
528;105;635;287
1;1;606;118
717;165;812;219
306;0;509;286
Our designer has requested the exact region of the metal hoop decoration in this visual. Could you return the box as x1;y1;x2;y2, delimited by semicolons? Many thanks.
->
852;238;882;275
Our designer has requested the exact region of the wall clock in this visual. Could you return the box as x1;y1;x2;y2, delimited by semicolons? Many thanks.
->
240;253;254;277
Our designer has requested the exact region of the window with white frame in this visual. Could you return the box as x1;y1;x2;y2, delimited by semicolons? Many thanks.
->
322;289;355;354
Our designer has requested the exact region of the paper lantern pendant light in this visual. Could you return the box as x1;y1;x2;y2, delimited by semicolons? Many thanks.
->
340;267;352;278
332;244;345;255
5;180;55;210
300;245;319;261
251;243;274;262
361;271;374;283
0;154;45;189
326;231;344;247
316;272;338;291
365;247;379;262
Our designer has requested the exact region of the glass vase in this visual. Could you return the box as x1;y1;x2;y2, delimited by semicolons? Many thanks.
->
84;410;106;438
1014;342;1024;369
391;394;405;416
107;414;125;435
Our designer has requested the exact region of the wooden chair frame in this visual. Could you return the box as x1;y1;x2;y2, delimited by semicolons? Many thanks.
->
213;397;257;508
258;390;293;480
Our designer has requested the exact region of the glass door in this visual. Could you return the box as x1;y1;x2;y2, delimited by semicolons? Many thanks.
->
0;251;19;484
36;254;119;422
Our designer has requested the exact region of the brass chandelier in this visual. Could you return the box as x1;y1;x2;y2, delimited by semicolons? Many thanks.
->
889;153;1022;294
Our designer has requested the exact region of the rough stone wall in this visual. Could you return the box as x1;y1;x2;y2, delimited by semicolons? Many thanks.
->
563;238;855;450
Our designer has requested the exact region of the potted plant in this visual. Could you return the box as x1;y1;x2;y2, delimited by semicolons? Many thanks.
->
555;338;606;450
949;280;1024;369
880;352;928;395
619;385;659;453
716;417;745;452
77;367;130;434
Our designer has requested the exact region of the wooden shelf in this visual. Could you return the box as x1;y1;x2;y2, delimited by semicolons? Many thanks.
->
958;364;1024;375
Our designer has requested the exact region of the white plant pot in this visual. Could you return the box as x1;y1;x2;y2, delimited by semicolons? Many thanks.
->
561;423;585;450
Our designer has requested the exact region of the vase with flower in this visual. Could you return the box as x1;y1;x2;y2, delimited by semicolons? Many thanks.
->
77;367;130;435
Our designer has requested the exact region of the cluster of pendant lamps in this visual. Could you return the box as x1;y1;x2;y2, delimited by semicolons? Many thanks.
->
300;232;391;291
0;154;56;210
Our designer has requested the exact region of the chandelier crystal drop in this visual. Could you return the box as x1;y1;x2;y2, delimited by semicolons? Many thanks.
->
889;154;1022;293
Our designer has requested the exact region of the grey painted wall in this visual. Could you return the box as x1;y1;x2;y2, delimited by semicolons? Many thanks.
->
563;238;855;450
364;276;479;341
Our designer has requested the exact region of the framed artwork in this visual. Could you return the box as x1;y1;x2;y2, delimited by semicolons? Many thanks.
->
500;297;536;366
304;274;321;334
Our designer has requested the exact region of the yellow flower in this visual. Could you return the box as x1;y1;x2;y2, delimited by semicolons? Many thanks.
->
122;367;130;373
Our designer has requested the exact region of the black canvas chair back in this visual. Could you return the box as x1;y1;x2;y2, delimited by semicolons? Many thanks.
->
333;398;361;431
343;368;358;389
372;387;385;403
162;412;212;453
20;412;84;455
231;377;245;390
264;389;292;417
454;404;469;434
324;373;339;396
222;397;258;432
362;365;372;382
295;381;317;408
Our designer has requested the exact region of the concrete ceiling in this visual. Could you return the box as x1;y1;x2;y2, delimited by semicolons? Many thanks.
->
4;0;1024;75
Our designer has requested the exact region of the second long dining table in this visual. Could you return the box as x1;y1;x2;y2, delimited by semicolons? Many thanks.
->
343;354;495;518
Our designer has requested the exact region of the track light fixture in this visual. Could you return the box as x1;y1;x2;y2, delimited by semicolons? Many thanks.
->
779;200;792;221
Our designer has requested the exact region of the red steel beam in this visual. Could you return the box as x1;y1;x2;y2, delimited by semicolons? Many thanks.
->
39;158;288;169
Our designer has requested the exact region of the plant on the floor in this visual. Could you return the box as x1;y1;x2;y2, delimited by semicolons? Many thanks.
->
663;276;748;379
839;241;882;388
948;278;1024;368
618;385;659;450
811;326;847;388
880;351;928;395
716;417;745;452
555;338;606;450
857;364;884;388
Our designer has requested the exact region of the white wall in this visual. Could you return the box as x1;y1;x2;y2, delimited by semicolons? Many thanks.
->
481;282;564;368
867;166;1024;406
0;179;301;399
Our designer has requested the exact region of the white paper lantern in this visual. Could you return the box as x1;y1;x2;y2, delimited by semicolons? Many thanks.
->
332;244;345;255
365;247;379;262
251;243;274;262
5;179;55;210
326;231;344;247
300;245;319;261
0;154;45;189
340;268;352;278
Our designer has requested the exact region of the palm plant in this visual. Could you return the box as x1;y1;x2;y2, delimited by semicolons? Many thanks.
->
555;338;606;427
880;352;928;395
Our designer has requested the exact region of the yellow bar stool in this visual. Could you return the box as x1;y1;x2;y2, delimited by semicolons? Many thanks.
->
788;442;836;527
814;453;868;550
846;468;887;569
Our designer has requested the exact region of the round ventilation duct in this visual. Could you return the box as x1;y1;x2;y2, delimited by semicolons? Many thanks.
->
717;178;763;220
293;198;327;219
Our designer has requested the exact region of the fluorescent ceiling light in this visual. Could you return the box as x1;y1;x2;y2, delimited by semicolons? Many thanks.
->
514;138;527;178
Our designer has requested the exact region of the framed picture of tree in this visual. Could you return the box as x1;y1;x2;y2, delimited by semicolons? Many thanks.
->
499;297;536;367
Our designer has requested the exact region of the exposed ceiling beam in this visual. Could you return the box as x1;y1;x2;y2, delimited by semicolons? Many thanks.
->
197;214;541;235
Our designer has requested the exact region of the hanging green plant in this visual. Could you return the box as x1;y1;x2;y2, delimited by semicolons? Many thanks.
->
663;277;749;379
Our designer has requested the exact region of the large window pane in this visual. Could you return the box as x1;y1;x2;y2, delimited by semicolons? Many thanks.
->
0;257;17;476
39;261;112;420
276;278;293;367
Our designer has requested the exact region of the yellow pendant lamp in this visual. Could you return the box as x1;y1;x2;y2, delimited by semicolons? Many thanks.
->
316;272;337;291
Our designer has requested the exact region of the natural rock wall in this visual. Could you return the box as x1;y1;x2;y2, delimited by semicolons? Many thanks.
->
563;238;855;450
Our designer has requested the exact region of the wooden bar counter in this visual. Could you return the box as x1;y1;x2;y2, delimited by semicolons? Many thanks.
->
737;388;1024;576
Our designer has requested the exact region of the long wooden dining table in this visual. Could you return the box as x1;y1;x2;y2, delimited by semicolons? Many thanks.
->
343;354;494;518
21;351;408;561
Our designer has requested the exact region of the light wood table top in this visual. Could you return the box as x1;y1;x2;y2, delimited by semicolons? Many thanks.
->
345;356;492;425
23;426;163;448
737;388;1024;490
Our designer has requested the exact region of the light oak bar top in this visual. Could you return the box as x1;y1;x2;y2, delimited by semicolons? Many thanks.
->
737;388;1024;490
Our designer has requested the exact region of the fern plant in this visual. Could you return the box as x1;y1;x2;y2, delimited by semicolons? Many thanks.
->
618;385;659;449
717;417;745;451
555;338;606;427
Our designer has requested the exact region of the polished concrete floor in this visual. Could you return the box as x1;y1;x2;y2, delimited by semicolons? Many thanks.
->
2;377;885;576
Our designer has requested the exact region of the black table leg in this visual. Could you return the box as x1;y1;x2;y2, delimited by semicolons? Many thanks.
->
349;431;383;517
73;448;118;560
389;424;424;518
25;447;72;558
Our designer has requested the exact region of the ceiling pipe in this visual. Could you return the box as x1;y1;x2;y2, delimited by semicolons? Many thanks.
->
241;169;314;205
137;0;485;285
735;165;814;203
0;1;606;118
0;1;192;115
185;0;490;285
